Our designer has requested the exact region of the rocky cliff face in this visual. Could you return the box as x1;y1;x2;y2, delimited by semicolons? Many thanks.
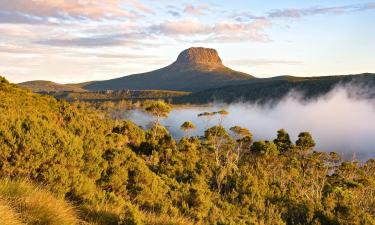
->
171;47;224;70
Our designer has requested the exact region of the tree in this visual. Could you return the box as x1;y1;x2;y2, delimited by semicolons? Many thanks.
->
216;109;229;125
0;76;9;84
296;132;316;156
296;132;316;178
230;126;253;164
274;129;293;153
197;111;216;129
143;100;171;139
180;121;196;137
144;100;171;124
250;140;278;157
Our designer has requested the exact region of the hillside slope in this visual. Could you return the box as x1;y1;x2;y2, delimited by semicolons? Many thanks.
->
175;73;375;104
1;76;375;224
18;80;86;92
83;47;254;92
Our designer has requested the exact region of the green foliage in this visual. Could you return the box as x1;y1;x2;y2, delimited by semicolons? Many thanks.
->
118;203;144;225
143;100;171;122
180;121;196;132
0;76;9;84
296;132;316;154
274;129;293;153
0;80;374;225
176;73;375;104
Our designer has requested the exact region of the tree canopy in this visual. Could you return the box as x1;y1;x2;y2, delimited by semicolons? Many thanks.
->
0;78;374;225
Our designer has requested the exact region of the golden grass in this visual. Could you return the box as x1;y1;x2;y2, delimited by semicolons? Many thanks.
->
78;204;122;225
0;179;79;225
78;204;196;225
0;199;24;225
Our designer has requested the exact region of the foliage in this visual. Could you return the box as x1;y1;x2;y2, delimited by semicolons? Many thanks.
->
175;73;375;104
0;77;374;225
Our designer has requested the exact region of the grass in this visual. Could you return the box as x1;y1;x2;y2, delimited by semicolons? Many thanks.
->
0;179;79;225
79;204;195;225
0;179;195;225
0;199;24;225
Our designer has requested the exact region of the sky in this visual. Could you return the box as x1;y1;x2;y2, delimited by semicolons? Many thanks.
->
1;0;375;83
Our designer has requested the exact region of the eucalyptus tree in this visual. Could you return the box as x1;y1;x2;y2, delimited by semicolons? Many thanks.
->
180;121;196;138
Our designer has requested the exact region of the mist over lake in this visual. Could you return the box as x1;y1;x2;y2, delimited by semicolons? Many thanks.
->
122;86;375;160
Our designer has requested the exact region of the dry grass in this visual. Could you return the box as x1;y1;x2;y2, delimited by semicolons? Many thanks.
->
0;199;24;225
0;179;79;225
78;204;196;225
78;204;122;225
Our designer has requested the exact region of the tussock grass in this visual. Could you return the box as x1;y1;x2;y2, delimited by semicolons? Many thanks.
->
79;204;195;225
0;199;24;225
79;204;122;225
0;179;79;225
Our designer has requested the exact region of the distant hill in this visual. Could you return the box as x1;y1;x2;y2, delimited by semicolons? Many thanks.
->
175;73;375;104
15;47;375;105
52;89;190;102
18;80;86;92
83;47;254;92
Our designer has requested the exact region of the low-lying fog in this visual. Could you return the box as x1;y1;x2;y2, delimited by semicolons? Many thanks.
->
121;85;375;160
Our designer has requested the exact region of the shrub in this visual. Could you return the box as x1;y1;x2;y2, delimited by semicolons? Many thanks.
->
118;203;144;225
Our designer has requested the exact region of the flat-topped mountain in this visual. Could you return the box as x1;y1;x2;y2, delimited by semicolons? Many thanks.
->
83;47;254;92
173;47;223;70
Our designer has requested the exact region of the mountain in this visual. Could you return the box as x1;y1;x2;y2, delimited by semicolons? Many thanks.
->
83;47;254;92
175;73;375;104
18;80;86;92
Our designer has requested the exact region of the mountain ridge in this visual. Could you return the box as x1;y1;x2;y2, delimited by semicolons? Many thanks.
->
82;47;255;92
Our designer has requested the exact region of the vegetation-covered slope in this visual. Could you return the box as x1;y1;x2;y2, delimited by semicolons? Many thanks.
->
52;89;190;102
18;80;86;92
83;47;254;92
176;73;375;104
0;76;374;224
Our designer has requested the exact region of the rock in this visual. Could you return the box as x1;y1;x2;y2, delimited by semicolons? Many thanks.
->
172;47;224;70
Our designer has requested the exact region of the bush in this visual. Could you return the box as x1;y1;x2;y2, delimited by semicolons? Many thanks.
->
118;203;144;225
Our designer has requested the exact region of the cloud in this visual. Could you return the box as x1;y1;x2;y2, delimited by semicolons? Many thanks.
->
0;0;148;24
268;2;375;18
209;19;272;42
0;11;45;24
150;18;272;42
167;10;181;17
183;4;210;16
232;12;266;22
227;59;302;66
124;85;375;160
150;19;208;36
33;31;153;48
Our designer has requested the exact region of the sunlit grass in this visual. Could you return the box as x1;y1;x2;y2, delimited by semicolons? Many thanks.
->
0;179;79;225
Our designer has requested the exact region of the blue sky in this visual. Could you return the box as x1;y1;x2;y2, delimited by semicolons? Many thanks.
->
1;0;374;83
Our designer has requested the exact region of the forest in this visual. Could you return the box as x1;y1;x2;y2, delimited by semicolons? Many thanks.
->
0;76;374;225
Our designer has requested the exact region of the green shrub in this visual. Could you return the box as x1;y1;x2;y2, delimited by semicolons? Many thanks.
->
118;203;144;225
